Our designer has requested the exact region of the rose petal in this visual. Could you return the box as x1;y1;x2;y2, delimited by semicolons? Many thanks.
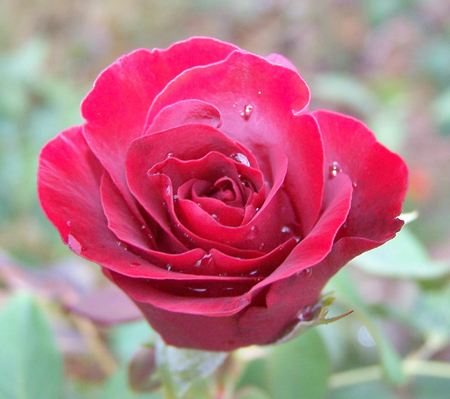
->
311;110;408;242
37;127;161;278
262;172;353;296
107;269;255;316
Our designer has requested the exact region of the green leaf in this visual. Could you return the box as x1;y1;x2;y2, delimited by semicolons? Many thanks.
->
155;336;228;398
0;291;63;399
266;329;330;399
351;227;450;280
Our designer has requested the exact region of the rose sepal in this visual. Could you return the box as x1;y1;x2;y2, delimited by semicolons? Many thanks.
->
272;293;353;345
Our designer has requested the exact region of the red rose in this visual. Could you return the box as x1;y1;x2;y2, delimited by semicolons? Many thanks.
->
38;37;408;351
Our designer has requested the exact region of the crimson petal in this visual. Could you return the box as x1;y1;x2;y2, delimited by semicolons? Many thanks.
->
311;110;408;242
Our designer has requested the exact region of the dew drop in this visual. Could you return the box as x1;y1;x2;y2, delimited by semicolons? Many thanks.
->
211;213;218;219
302;267;312;277
231;152;250;167
166;264;172;271
141;225;146;230
352;182;358;188
258;242;265;251
195;253;213;268
281;226;291;234
167;152;174;158
248;270;259;276
66;221;71;227
188;287;207;293
258;91;262;95
173;194;179;201
240;104;253;120
247;225;258;240
130;262;140;267
329;161;342;178
67;234;83;255
117;241;122;246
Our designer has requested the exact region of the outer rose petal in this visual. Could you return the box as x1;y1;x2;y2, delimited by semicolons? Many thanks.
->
310;110;408;242
37;126;159;278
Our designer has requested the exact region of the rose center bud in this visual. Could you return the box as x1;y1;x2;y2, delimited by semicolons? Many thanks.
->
209;179;237;203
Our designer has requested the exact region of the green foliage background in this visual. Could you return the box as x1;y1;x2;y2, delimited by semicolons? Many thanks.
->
1;0;450;398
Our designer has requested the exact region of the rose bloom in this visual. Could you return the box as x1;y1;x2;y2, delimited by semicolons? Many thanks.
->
38;37;408;351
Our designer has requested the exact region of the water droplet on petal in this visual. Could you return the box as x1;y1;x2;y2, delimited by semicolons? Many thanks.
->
141;225;146;230
248;270;259;276
352;182;358;188
66;221;71;227
247;225;258;240
281;226;291;234
231;153;250;167
211;213;218;219
329;161;342;178
67;234;83;255
166;264;172;271
258;91;262;95
302;267;312;277
240;104;253;120
130;262;140;267
188;287;207;293
167;152;174;158
195;253;213;268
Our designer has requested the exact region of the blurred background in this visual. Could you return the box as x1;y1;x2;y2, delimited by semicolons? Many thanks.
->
1;0;450;398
